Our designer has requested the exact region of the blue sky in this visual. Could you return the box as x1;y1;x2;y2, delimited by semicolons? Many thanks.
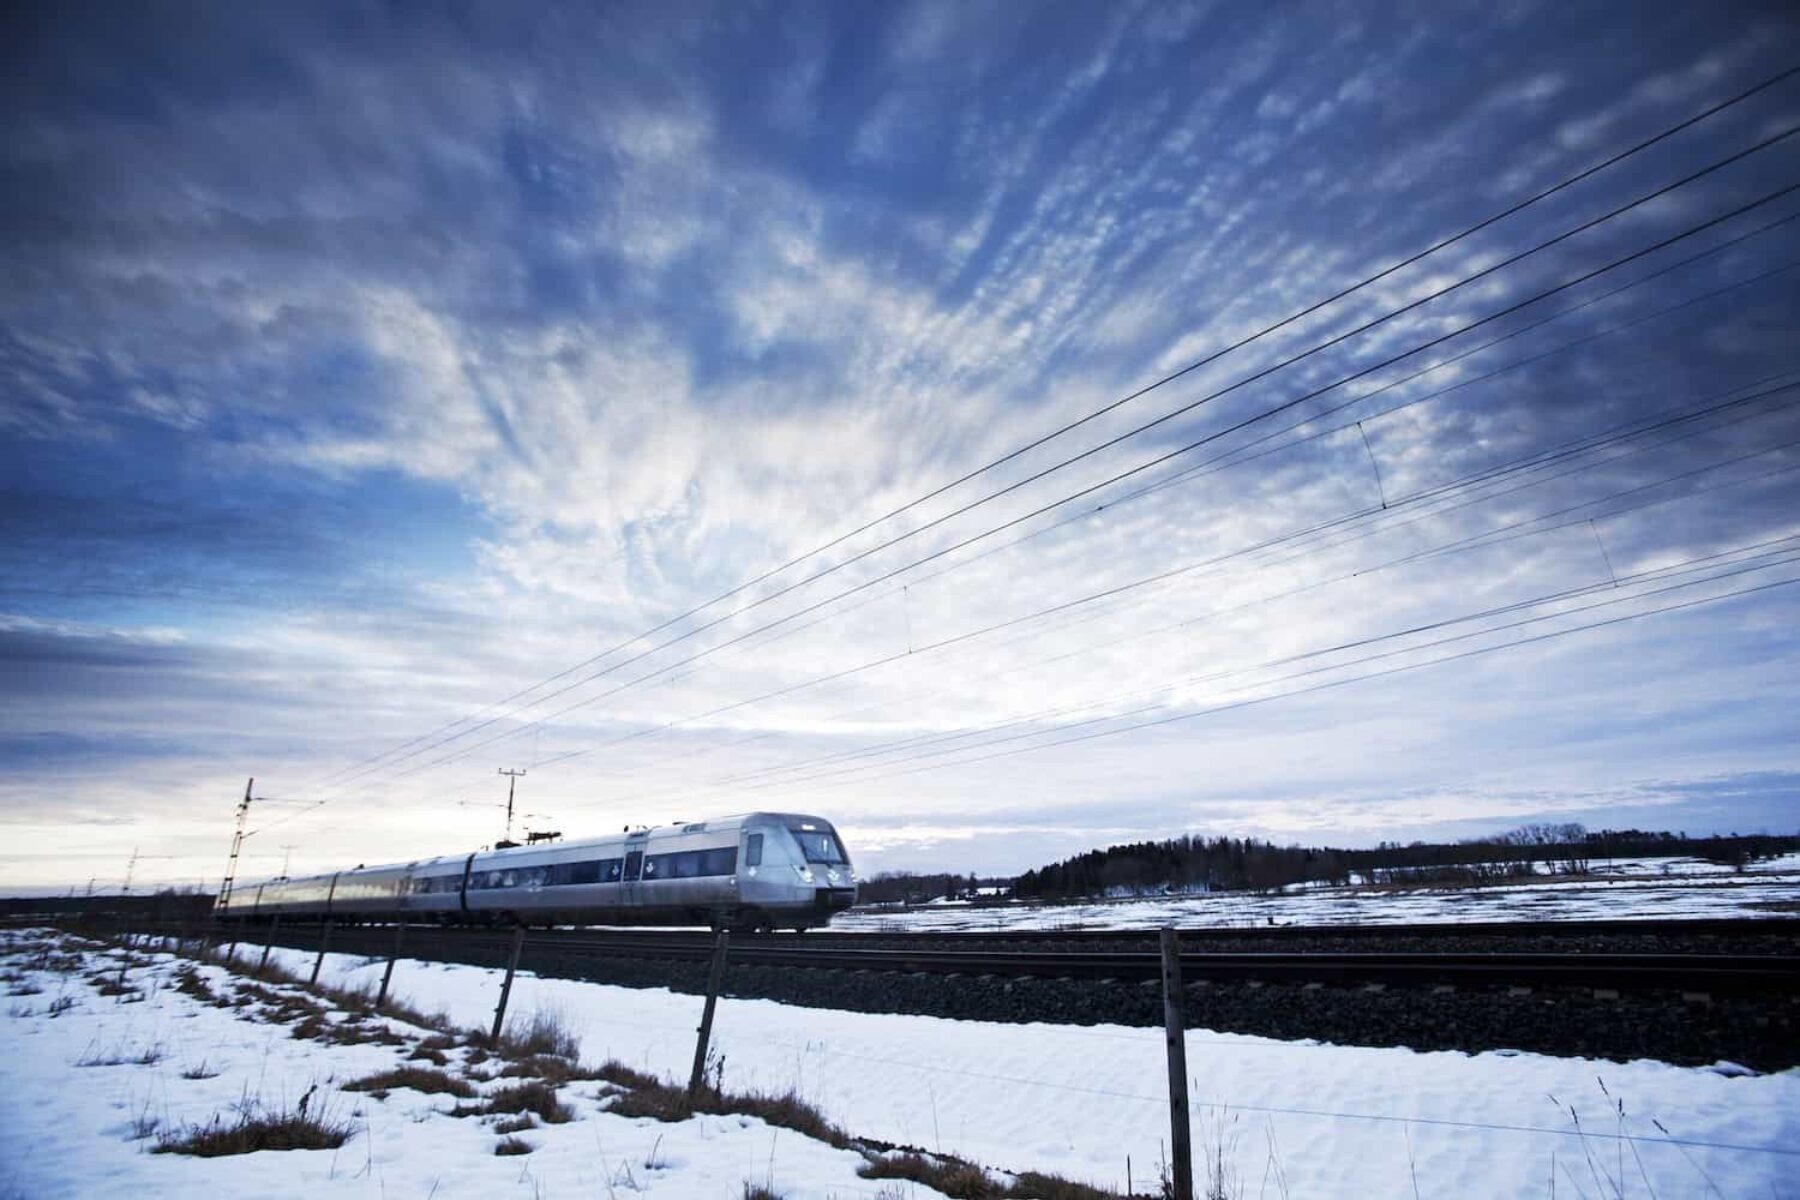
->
3;0;1799;890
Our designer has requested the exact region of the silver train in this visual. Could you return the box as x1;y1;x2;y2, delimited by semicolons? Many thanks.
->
218;812;857;932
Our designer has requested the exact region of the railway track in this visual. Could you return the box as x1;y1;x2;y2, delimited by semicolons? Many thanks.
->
199;917;1800;995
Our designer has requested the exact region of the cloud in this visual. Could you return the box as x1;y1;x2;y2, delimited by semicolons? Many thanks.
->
2;0;1798;887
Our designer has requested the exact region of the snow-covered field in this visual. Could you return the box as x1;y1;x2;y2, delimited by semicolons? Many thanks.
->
4;928;1797;1199
836;855;1800;933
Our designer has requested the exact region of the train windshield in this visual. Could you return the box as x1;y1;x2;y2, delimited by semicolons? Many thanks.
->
785;820;847;864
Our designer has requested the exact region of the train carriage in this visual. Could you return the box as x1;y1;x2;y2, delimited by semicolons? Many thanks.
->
218;812;856;932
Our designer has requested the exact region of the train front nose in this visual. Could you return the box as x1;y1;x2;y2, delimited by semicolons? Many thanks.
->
815;863;857;914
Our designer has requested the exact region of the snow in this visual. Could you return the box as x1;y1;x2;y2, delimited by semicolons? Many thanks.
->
836;856;1800;933
5;928;1797;1199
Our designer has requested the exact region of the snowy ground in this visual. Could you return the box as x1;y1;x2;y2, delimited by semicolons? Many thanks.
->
835;855;1800;933
4;928;1797;1199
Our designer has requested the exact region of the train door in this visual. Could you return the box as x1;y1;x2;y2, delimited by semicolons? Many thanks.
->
621;847;645;914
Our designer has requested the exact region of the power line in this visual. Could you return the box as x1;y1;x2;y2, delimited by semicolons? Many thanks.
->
766;559;1800;790
736;541;1800;794
535;384;1800;780
563;419;1800;804
298;67;1800;794
369;172;1800;786
600;244;1800;745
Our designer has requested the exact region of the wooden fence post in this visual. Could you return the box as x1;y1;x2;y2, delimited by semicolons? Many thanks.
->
1160;928;1194;1200
309;918;333;987
688;930;731;1096
490;924;529;1044
257;915;281;973
377;923;406;1010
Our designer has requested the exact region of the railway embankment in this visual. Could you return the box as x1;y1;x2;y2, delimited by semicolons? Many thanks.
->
130;918;1800;1072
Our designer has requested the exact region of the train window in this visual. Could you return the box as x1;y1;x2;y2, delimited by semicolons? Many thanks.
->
548;860;605;887
785;822;847;864
642;848;737;879
746;834;762;867
601;859;622;882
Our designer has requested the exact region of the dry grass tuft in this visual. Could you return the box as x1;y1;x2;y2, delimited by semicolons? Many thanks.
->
494;1135;534;1156
493;1008;580;1061
481;1080;574;1124
172;967;216;1004
76;1042;165;1068
601;1073;852;1150
1010;1172;1126;1200
291;1012;405;1048
860;1153;1000;1200
596;1061;661;1091
154;1097;352;1157
344;1066;476;1099
498;1054;604;1084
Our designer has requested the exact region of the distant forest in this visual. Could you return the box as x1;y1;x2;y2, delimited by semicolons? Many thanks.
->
861;826;1800;904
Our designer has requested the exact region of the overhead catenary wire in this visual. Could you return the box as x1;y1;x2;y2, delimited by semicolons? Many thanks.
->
296;69;1800;796
735;539;1800;793
504;239;1800;783
687;442;1800;798
605;501;1800;809
533;381;1800;783
817;565;1800;787
546;534;1800;822
509;248;1800;782
517;407;1800;816
364;171;1800;790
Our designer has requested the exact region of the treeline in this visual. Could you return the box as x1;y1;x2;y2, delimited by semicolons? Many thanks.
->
1006;824;1799;901
0;888;215;921
855;872;1007;905
1014;836;1347;899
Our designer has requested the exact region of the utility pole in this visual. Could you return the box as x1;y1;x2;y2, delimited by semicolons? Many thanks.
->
497;768;527;848
217;777;254;914
279;845;295;880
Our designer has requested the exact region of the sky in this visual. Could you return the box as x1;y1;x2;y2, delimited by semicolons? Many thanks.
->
3;0;1799;891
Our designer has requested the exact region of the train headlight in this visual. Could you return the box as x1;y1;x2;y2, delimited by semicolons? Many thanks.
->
792;865;815;884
